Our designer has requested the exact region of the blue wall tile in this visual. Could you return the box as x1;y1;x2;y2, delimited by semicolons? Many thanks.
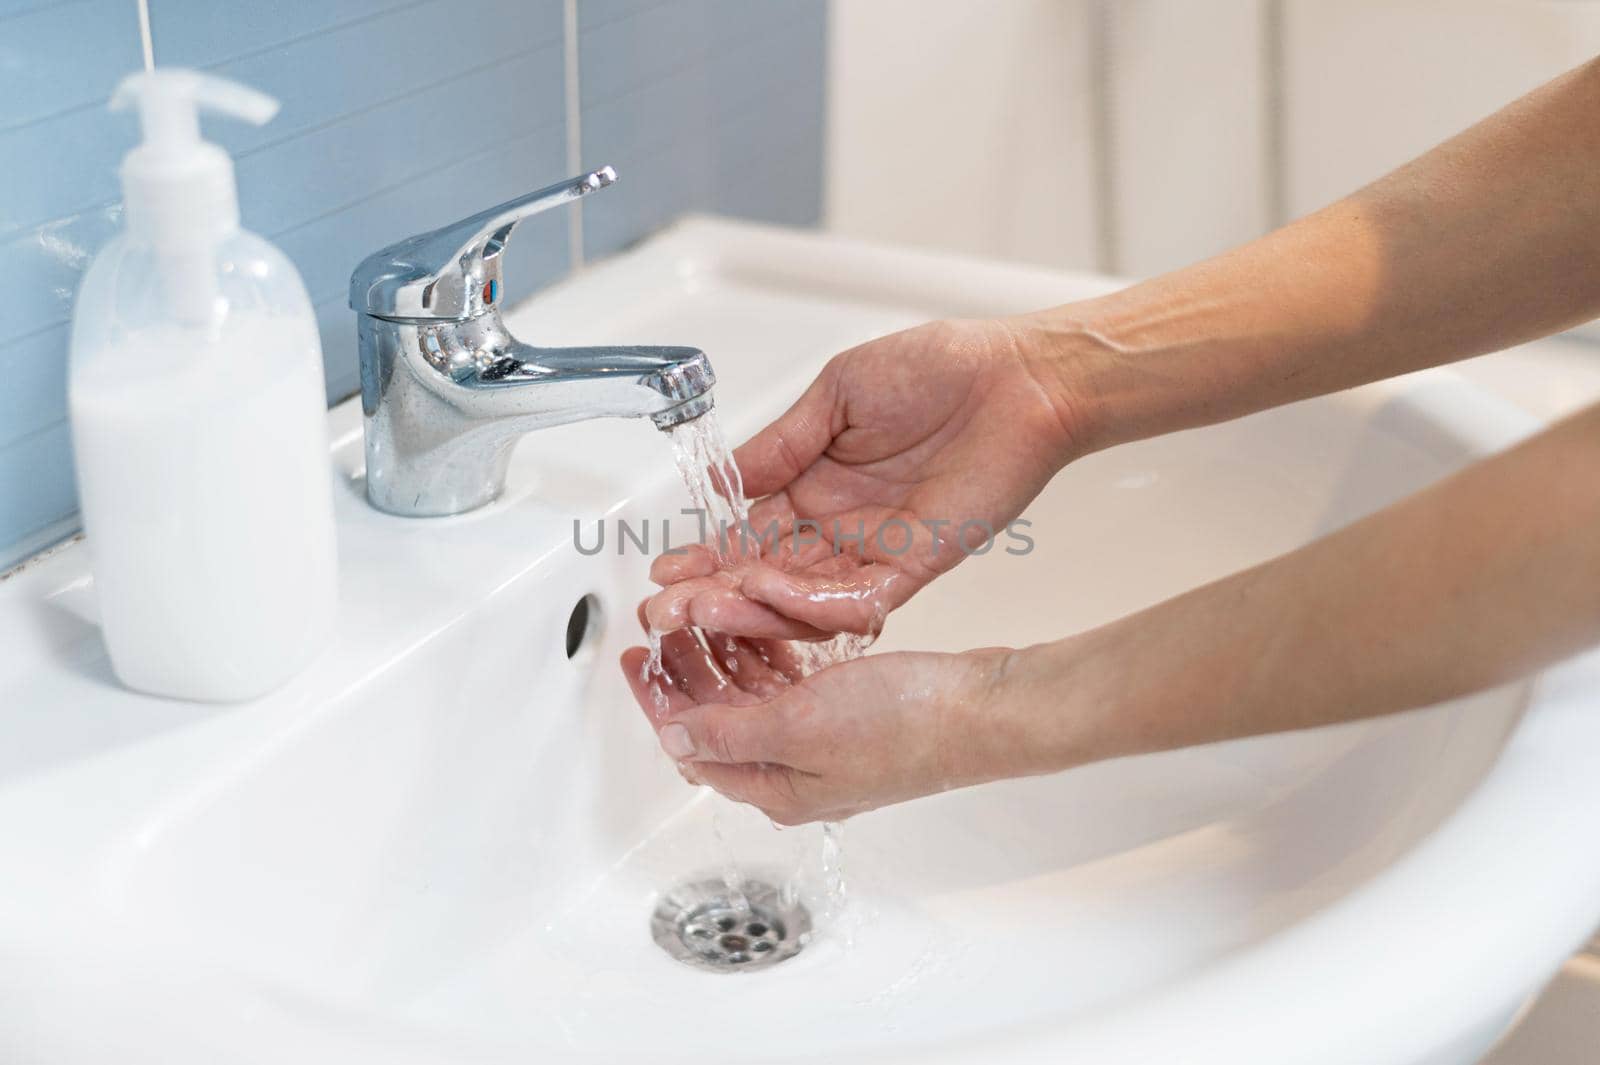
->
0;100;138;240
578;0;825;258
0;0;142;565
146;0;413;67
0;0;143;127
0;0;827;568
0;204;124;354
0;422;78;565
182;0;564;159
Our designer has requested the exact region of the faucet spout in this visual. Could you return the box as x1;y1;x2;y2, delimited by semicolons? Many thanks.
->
473;341;715;429
357;311;715;517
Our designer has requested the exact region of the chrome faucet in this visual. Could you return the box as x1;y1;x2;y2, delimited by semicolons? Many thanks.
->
349;166;714;517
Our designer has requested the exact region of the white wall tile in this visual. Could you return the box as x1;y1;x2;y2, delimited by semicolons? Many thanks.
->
824;0;1100;270
825;0;1600;290
1103;0;1273;275
1282;0;1600;220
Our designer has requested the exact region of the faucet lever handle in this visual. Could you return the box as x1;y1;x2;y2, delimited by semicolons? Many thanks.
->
349;166;616;320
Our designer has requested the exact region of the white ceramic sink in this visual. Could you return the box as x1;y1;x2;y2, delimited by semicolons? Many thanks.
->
4;218;1600;1064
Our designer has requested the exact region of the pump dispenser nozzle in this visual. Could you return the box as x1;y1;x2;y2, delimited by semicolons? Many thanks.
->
109;69;279;245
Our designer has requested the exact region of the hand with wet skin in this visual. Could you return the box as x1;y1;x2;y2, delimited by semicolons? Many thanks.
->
644;318;1086;641
620;619;1014;824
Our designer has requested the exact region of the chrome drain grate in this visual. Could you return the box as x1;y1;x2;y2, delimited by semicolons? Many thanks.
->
651;877;811;973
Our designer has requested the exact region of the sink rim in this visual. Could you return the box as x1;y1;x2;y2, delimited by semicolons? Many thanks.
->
2;217;1599;1065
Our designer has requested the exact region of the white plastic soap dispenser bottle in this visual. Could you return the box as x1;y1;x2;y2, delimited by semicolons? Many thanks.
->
69;69;337;702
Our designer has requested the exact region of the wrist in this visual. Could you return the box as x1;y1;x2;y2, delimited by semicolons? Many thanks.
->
1000;300;1129;460
932;647;1021;786
964;635;1126;779
946;642;1095;783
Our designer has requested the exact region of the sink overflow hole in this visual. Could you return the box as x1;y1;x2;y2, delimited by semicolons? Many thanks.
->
565;594;600;659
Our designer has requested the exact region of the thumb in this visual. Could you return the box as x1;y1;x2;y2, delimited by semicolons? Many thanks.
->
733;359;843;498
657;699;795;766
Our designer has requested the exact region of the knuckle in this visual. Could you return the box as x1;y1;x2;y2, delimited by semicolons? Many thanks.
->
703;722;738;763
757;767;812;826
769;766;804;804
776;691;817;736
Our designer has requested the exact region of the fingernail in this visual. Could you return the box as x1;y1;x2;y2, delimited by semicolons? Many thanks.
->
659;723;695;758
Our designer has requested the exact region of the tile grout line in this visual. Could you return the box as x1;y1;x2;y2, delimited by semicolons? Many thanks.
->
1088;0;1120;276
0;93;104;137
574;0;675;34
0;0;87;27
235;46;545;159
578;7;816;114
563;0;585;270
1260;0;1287;230
135;0;152;69
267;115;565;245
194;0;443;75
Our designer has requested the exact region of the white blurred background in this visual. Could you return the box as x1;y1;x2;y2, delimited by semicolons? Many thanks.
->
826;0;1600;278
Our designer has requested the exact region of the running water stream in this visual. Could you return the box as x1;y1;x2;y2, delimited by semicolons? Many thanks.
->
644;410;872;929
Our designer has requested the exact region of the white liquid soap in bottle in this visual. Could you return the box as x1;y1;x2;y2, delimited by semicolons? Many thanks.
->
69;69;337;702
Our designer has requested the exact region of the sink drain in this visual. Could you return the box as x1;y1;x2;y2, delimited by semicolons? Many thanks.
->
651;877;811;973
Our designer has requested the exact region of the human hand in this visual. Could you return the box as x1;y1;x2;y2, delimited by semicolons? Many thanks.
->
620;623;1016;824
644;317;1088;641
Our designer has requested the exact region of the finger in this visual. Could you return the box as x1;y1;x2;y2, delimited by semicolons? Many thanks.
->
703;632;794;698
746;491;795;529
621;646;694;722
740;491;797;552
643;575;732;632
646;578;833;641
740;562;908;635
658;628;737;702
756;505;940;573
649;520;767;585
650;542;720;586
692;590;833;641
733;360;844;498
685;762;816;826
743;637;809;684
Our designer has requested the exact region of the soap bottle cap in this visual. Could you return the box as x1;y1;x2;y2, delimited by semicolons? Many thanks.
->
109;69;278;249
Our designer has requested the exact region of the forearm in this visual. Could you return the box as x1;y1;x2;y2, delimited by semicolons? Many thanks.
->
1025;57;1600;455
978;403;1600;775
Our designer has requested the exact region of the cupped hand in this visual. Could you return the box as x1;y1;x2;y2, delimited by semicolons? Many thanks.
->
644;317;1086;641
620;623;1015;824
